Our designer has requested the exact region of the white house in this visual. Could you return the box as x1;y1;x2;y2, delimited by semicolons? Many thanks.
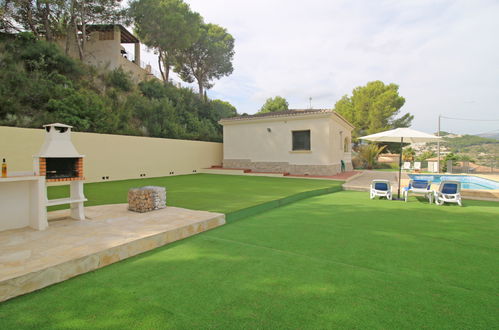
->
219;109;354;176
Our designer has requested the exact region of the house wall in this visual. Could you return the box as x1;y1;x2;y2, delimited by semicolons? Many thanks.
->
83;27;123;70
0;126;223;183
56;27;152;83
222;115;353;175
330;115;353;165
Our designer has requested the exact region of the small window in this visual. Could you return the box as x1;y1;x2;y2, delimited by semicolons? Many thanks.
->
344;137;350;152
292;130;311;151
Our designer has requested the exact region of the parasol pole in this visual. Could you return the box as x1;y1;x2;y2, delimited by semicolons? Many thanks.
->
397;137;403;199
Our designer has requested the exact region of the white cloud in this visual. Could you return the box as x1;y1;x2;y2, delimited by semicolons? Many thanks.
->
139;0;499;134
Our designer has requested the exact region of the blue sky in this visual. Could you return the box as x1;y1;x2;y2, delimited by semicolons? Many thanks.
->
136;0;499;135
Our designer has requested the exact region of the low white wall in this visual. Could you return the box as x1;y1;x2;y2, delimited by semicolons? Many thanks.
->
0;126;223;183
0;176;47;231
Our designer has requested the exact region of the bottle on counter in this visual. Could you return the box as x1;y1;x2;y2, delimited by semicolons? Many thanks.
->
2;158;7;178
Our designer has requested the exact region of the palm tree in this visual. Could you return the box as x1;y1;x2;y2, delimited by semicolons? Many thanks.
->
358;144;387;169
402;147;416;162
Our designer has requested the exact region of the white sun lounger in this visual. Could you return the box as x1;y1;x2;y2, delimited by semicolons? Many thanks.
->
434;181;462;206
370;180;392;200
403;179;433;203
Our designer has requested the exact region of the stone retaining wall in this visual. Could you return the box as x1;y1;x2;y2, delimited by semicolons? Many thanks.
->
223;159;353;176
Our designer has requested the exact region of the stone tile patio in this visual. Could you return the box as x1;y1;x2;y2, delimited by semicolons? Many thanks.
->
0;204;225;302
342;170;403;192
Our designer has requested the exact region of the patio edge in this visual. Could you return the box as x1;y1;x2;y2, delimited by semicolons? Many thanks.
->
0;213;225;302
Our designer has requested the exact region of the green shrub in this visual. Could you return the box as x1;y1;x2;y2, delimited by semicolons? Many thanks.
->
357;144;387;169
105;68;133;92
0;36;236;142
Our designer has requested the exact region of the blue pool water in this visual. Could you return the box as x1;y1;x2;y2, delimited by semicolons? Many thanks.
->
408;174;499;190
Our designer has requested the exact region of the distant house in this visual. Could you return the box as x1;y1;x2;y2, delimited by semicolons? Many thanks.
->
219;109;354;176
57;24;154;83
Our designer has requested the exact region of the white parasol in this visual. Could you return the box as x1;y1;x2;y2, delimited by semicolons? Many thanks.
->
359;128;441;199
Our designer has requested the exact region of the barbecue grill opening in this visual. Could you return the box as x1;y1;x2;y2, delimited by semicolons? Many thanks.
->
45;158;79;180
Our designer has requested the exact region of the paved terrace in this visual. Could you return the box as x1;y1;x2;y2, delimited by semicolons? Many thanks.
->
342;170;404;191
201;167;360;181
0;205;224;302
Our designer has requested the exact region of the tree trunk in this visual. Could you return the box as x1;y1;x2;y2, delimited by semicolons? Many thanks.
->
41;1;52;41
65;0;77;55
74;19;83;60
79;3;87;61
158;51;168;82
197;80;204;100
24;2;38;37
162;53;170;82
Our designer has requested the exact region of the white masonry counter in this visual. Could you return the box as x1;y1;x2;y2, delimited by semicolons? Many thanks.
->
0;176;47;231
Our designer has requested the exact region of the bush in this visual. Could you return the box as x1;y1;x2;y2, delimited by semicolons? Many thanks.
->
356;144;387;169
7;33;82;77
0;36;237;142
105;68;133;92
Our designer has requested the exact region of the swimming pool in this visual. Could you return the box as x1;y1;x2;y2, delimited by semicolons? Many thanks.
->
408;174;499;190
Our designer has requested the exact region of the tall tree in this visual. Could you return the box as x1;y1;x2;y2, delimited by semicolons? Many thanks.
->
129;0;201;82
209;99;237;121
174;22;234;98
0;0;60;38
334;81;412;141
0;0;123;58
70;0;124;60
258;96;289;113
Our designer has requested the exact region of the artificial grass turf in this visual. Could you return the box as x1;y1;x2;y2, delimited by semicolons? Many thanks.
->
1;191;498;328
47;173;343;214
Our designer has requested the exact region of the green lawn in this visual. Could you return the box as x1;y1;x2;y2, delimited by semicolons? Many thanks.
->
48;173;342;213
1;177;498;329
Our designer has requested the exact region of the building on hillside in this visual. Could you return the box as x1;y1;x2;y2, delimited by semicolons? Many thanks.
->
377;153;400;164
57;24;155;83
410;142;427;153
219;109;354;176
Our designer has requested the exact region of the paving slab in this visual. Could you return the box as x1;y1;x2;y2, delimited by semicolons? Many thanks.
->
0;204;225;302
343;170;404;192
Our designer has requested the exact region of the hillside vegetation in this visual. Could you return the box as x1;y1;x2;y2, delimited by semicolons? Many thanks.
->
425;133;499;165
0;33;237;141
443;134;499;149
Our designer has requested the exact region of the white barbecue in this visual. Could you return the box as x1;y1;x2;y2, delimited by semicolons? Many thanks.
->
34;123;87;220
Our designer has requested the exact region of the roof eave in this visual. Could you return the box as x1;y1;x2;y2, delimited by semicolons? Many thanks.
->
219;111;332;125
219;110;355;129
332;111;355;129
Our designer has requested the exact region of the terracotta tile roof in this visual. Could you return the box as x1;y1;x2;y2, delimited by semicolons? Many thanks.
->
220;109;331;121
219;109;355;128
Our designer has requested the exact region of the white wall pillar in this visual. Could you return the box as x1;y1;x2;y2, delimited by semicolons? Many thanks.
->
70;181;86;220
29;177;48;230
